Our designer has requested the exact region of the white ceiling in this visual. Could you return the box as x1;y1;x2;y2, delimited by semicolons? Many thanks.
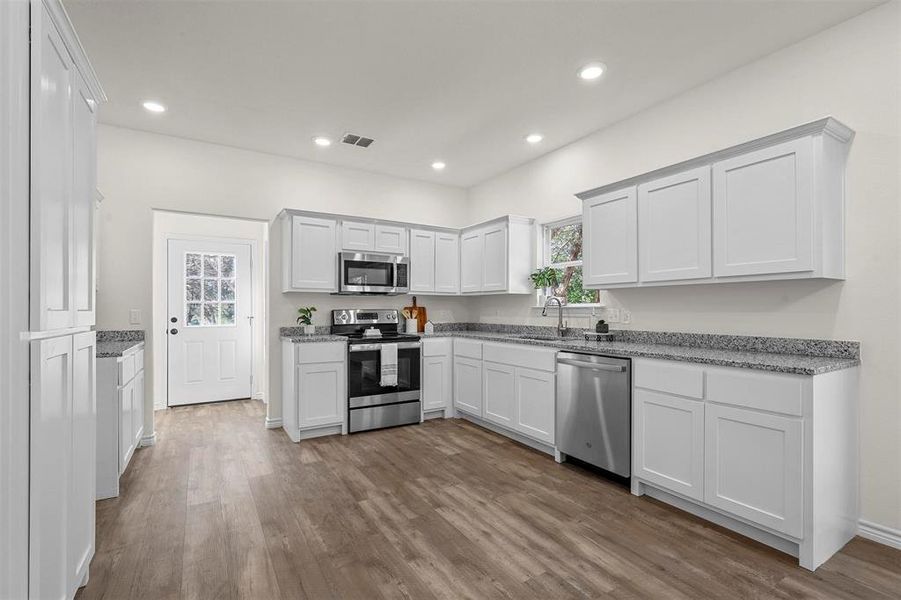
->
65;0;880;187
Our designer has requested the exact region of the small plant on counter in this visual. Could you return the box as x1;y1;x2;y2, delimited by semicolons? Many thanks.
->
296;306;317;326
529;267;559;290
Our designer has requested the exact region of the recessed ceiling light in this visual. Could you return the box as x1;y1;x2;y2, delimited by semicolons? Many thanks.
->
142;100;166;113
525;133;544;144
578;62;606;81
312;136;332;147
431;161;446;171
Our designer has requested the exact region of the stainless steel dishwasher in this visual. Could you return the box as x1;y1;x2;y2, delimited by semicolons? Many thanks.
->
556;352;631;477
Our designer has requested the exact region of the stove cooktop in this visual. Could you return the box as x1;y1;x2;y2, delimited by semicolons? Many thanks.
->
338;332;421;344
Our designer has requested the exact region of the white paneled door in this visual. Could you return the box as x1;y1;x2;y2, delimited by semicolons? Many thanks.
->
167;240;253;406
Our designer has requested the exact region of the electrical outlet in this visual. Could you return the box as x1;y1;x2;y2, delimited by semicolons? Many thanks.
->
606;308;620;323
129;309;141;325
621;309;632;324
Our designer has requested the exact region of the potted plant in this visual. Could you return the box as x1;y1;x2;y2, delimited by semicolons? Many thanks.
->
530;267;559;302
296;306;317;335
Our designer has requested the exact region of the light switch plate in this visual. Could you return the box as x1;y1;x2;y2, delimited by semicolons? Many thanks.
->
129;309;141;325
606;308;620;323
621;309;632;324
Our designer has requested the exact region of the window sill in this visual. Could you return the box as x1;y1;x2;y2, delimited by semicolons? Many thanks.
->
530;304;605;313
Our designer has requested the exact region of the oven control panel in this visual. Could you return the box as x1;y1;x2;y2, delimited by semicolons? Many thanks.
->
332;309;398;325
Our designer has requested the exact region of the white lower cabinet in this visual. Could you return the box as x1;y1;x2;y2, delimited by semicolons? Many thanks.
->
97;342;145;500
632;357;858;571
453;356;483;416
282;341;346;441
514;368;555;444
483;361;515;428
30;331;96;600
422;338;452;415
704;403;803;538
634;389;704;501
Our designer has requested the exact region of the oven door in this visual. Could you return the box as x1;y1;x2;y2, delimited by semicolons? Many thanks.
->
347;343;420;408
339;252;401;294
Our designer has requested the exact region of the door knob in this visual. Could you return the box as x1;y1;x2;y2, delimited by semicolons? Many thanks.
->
170;316;178;323
170;328;178;335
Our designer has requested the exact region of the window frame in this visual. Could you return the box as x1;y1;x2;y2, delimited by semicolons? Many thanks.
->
540;215;602;308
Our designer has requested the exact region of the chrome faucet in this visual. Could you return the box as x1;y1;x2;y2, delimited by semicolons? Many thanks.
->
542;297;567;337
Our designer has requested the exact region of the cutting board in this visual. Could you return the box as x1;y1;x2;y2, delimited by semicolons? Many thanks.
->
402;296;427;333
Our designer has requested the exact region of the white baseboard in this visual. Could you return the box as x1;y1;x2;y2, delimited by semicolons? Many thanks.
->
252;392;266;403
264;417;282;429
139;432;157;447
859;519;901;550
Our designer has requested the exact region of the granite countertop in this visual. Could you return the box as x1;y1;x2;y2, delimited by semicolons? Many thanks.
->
96;340;144;359
421;331;859;376
281;334;349;344
96;330;145;358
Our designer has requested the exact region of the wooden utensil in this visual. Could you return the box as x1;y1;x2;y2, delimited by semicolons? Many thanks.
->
402;296;427;332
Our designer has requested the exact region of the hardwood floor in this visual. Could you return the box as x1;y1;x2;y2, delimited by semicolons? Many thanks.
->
77;400;900;600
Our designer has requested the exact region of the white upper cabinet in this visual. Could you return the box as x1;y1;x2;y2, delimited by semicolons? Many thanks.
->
374;224;407;254
582;187;638;286
460;217;534;294
460;230;483;293
639;166;711;282
283;215;337;292
340;220;375;252
409;229;436;292
579;118;852;289
435;232;460;294
340;221;406;254
713;137;813;277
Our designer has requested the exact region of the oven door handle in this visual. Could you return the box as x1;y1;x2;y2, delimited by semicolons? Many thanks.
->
349;342;421;352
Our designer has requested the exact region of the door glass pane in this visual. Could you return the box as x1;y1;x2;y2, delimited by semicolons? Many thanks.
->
185;252;237;327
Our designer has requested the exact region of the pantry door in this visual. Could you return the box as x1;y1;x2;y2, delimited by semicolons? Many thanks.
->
167;239;252;406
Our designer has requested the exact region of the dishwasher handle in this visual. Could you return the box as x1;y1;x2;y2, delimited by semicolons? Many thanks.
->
557;358;626;372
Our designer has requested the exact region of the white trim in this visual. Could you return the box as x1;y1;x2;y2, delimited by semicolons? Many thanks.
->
264;417;282;429
858;520;901;550
42;0;107;101
139;432;157;447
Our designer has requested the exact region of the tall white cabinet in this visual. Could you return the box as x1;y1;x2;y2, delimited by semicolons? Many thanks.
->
4;2;105;599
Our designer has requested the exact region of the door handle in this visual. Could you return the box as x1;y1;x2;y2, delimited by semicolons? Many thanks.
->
170;328;178;335
557;358;625;372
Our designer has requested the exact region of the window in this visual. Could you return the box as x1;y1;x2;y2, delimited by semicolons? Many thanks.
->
184;252;236;327
542;217;599;305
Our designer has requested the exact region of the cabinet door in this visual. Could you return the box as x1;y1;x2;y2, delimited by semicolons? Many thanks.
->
133;370;145;448
70;332;95;591
638;166;711;282
483;361;515;428
409;229;436;292
118;379;134;474
374;224;407;254
291;216;337;290
634;389;704;500
435;232;460;294
704;404;803;537
514;368;555;444
481;225;508;291
460;230;483;293
582;187;638;286
453;357;483;415
713;137;814;277
341;220;375;251
30;335;73;600
31;5;75;331
298;362;345;428
422;355;451;411
72;72;97;327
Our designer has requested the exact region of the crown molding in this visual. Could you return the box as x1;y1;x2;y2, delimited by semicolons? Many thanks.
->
41;0;107;103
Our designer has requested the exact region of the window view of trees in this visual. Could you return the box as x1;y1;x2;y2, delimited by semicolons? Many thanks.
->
547;222;599;305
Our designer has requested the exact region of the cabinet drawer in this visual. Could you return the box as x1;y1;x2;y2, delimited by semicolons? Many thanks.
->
454;339;482;359
118;353;135;386
422;337;452;357
297;342;346;365
134;347;144;373
706;367;805;416
483;342;556;372
634;358;704;399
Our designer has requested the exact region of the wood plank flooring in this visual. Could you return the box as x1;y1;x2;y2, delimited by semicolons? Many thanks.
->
77;400;900;600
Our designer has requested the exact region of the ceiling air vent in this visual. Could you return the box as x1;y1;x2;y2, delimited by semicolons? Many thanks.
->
342;133;375;148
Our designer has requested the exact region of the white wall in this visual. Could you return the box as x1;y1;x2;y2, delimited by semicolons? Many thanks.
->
467;3;901;531
94;125;472;435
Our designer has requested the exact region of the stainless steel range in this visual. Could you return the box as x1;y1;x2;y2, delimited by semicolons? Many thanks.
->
331;309;421;433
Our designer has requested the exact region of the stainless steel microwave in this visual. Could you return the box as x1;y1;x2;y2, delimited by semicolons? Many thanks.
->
337;252;409;295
